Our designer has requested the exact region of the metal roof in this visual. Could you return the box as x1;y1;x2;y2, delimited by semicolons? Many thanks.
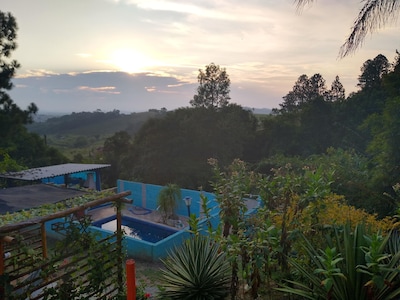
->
0;163;111;181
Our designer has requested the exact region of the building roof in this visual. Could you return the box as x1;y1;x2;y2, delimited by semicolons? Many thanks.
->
0;163;111;181
0;184;87;215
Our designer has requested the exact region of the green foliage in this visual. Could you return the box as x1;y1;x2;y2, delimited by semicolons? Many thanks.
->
159;235;230;300
27;110;158;136
314;247;345;294
102;131;133;187
364;96;400;185
209;158;256;236
276;73;328;114
256;148;386;214
130;105;257;189
0;150;25;173
277;223;400;300
358;54;390;90
205;159;284;299
43;216;120;299
26;110;159;161
136;281;151;299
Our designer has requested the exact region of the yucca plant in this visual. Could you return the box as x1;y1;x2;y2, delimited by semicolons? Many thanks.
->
277;223;400;300
158;235;231;300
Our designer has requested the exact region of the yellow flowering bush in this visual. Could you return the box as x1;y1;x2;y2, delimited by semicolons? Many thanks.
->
272;194;398;236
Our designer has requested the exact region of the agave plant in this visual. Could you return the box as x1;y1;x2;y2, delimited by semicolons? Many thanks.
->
277;223;400;300
158;235;231;300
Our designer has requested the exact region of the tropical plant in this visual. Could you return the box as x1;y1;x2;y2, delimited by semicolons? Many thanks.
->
136;281;151;300
277;223;400;300
158;235;231;300
208;158;257;237
157;183;181;223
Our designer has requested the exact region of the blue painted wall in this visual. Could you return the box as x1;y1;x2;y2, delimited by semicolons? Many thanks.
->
117;180;219;218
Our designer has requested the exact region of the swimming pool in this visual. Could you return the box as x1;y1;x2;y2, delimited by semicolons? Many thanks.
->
92;215;178;243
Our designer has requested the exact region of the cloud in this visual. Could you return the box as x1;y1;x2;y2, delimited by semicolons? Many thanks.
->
9;71;197;113
9;69;284;114
78;86;120;94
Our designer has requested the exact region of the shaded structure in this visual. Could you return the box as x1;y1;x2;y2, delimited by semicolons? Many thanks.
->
0;163;111;215
0;184;86;215
0;163;110;191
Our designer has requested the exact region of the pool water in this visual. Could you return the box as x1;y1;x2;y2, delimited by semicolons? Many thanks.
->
92;216;178;243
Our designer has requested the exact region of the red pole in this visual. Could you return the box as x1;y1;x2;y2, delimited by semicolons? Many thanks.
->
126;259;136;300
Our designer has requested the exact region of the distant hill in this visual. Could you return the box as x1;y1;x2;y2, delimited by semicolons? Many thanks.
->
27;110;163;137
26;110;165;159
28;107;272;136
26;107;271;159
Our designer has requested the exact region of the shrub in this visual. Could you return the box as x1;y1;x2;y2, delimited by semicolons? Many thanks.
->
158;235;230;299
277;223;400;300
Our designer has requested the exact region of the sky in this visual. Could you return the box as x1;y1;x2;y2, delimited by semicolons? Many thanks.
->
2;0;400;114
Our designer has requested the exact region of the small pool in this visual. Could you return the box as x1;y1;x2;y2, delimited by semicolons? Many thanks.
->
92;215;179;243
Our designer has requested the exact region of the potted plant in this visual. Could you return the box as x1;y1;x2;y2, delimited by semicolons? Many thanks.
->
157;184;181;224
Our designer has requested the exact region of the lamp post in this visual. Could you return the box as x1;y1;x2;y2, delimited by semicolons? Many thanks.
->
183;196;192;217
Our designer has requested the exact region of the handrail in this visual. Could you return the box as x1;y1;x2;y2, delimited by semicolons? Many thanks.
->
0;191;131;233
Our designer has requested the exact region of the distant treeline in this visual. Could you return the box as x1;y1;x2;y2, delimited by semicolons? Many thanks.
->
27;109;165;136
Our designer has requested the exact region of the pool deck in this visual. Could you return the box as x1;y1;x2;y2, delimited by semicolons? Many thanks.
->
87;205;190;229
87;197;259;230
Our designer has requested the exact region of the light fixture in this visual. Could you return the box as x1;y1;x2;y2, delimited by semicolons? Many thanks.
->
183;196;192;217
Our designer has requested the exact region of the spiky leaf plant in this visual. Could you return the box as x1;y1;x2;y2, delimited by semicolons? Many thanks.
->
158;235;231;300
277;223;400;300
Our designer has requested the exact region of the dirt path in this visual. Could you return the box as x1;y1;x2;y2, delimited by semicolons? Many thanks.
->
133;259;164;299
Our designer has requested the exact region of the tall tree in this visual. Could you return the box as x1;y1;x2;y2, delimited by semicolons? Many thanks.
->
102;131;133;187
0;11;37;144
276;73;327;113
357;54;390;90
190;63;231;109
295;0;400;57
0;11;66;169
327;75;345;102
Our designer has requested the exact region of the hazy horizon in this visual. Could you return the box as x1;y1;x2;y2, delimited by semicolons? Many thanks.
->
3;0;400;113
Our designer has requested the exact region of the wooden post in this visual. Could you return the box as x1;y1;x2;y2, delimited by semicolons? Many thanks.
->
41;223;48;259
126;259;136;300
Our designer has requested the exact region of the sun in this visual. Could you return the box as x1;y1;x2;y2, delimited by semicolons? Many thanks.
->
110;48;153;73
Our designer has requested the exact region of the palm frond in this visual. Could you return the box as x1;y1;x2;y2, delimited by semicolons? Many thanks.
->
340;0;400;57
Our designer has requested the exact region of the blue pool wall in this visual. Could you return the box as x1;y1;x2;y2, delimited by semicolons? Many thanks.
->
117;180;220;219
45;216;191;261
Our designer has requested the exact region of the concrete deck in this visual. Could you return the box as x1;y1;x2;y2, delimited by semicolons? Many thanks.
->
87;205;190;229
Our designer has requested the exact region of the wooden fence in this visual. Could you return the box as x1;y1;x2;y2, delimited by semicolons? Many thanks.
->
0;191;131;299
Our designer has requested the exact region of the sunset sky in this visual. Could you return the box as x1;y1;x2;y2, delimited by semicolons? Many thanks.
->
2;0;400;113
